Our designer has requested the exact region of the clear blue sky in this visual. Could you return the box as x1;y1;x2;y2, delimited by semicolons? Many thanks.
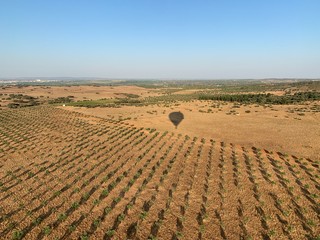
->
1;0;319;79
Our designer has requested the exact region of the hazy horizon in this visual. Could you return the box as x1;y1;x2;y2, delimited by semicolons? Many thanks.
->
2;77;320;81
1;1;320;79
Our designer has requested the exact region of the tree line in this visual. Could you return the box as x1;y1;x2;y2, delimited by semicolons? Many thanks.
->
198;92;320;104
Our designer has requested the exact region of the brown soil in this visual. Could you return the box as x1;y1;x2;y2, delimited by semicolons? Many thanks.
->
0;85;159;106
0;106;319;240
62;100;320;161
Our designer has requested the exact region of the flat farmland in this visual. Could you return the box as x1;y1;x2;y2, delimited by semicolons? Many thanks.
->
0;85;159;101
63;100;320;161
0;106;319;240
2;0;320;238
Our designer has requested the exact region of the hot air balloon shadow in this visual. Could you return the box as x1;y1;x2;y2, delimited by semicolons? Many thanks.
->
169;112;184;129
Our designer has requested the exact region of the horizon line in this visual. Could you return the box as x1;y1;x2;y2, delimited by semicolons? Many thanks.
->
1;77;320;81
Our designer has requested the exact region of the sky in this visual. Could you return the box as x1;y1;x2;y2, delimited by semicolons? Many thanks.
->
0;0;320;79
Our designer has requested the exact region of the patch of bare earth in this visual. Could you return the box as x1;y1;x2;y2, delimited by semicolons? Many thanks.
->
62;100;320;161
0;106;319;239
0;85;159;101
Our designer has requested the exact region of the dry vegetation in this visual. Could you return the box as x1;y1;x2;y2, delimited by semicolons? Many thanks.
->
0;80;319;239
0;85;159;109
66;100;320;161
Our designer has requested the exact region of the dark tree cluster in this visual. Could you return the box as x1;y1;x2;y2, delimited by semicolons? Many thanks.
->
199;92;320;104
48;97;74;104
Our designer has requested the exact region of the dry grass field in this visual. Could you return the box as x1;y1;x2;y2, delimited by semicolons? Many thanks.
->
0;85;158;101
0;82;319;240
0;85;160;109
65;100;320;161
